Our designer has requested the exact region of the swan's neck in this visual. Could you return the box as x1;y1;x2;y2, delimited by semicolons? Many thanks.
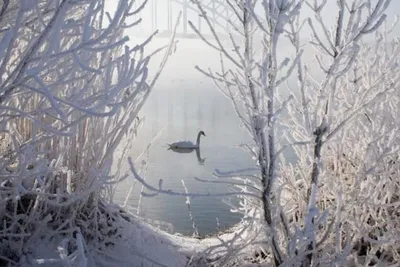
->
196;132;202;146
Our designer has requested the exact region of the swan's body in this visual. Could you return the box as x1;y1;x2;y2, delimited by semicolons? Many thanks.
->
168;131;206;149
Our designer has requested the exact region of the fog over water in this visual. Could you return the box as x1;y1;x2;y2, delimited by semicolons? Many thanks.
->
112;38;297;235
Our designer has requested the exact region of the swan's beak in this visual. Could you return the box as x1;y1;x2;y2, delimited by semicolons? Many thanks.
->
203;133;206;136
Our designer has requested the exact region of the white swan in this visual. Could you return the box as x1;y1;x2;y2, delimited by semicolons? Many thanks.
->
168;131;206;149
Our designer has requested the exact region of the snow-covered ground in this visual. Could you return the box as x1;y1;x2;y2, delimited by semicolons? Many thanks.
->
19;211;264;267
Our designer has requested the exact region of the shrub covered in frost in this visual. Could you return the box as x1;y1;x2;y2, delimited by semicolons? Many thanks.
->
0;0;174;265
179;0;400;266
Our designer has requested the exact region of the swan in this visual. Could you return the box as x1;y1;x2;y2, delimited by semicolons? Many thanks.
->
168;131;206;149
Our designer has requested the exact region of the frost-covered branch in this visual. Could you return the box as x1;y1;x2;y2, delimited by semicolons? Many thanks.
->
0;0;176;264
128;157;260;199
189;0;400;266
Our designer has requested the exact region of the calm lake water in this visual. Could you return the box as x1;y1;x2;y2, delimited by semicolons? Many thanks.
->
113;39;293;236
113;86;253;235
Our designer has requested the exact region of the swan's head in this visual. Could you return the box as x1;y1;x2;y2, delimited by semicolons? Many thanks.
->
199;130;206;137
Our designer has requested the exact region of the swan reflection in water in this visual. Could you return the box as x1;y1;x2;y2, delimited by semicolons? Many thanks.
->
167;146;206;165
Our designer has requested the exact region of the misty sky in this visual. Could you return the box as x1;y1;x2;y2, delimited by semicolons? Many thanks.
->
109;0;400;37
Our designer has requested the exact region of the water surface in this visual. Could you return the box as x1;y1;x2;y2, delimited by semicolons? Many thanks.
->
114;40;255;235
113;38;295;236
